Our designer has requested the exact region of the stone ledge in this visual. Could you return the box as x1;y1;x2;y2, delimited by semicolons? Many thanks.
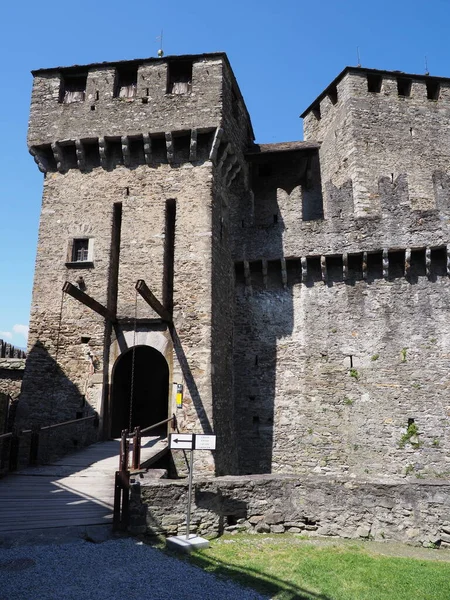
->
0;359;26;371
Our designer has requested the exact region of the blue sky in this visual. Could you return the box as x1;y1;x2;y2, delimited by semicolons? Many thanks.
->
2;0;450;348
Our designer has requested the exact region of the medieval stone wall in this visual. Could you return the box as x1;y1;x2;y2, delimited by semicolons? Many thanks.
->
233;271;450;478
303;69;450;217
28;56;225;147
136;474;450;548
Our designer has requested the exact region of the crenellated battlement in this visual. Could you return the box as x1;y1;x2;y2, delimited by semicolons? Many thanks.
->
28;53;253;157
301;67;450;219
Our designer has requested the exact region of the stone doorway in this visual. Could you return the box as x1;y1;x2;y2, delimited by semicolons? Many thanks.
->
110;346;169;438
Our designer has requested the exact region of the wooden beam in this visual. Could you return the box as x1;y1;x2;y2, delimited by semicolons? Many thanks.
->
62;282;115;321
135;280;172;322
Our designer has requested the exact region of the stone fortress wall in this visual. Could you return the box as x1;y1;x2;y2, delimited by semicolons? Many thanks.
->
21;54;450;485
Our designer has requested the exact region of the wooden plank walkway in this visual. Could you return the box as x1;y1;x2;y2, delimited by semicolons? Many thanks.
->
0;436;167;533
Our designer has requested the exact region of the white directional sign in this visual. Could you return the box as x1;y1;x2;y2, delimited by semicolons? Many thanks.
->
194;435;216;450
169;434;194;450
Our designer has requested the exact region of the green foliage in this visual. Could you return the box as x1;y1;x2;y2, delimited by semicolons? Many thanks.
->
331;328;337;333
343;397;354;406
187;534;450;600
432;438;440;447
307;428;313;435
405;464;415;476
412;383;421;389
399;422;421;449
349;368;359;380
401;347;408;362
371;354;379;361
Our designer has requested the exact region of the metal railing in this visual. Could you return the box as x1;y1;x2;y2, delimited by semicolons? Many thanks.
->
113;414;177;531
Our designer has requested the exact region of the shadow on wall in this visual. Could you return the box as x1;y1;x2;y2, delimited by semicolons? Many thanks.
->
231;151;322;474
15;340;99;461
195;487;249;535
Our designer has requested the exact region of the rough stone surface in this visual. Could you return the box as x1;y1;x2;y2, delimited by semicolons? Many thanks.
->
20;54;450;484
138;474;450;546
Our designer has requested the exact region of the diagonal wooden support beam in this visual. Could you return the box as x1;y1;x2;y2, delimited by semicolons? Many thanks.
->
135;280;172;322
63;282;116;321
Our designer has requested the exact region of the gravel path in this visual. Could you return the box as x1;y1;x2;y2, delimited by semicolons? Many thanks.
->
0;537;267;600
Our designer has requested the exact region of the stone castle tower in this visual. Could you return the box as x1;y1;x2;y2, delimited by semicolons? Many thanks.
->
21;55;450;480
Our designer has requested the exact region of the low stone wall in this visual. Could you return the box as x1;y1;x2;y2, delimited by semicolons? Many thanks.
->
0;358;26;399
135;474;450;548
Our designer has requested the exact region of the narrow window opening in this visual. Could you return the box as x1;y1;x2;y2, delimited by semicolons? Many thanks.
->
60;72;87;104
146;87;149;96
114;65;138;99
241;219;245;228
90;105;96;111
167;60;192;94
367;73;382;93
80;336;90;344
125;187;130;196
254;355;259;367
72;239;89;262
426;80;440;101
141;97;148;104
95;91;99;101
328;86;338;105
397;77;412;97
349;355;353;369
163;199;176;315
410;127;413;136
107;202;123;314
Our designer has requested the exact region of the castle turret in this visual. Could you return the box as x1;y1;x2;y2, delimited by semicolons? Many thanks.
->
302;67;450;217
21;53;254;475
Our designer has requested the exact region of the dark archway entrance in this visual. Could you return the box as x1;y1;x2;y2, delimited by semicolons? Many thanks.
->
111;346;169;438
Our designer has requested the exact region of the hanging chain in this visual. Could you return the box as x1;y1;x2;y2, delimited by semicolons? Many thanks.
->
129;289;138;432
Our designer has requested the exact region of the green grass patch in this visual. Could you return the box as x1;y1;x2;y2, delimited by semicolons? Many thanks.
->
186;534;450;600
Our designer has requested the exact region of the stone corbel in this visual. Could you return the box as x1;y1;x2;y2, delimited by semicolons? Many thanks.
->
51;142;65;173
29;147;47;174
189;129;198;162
143;134;152;165
382;249;389;279
165;132;174;163
99;137;108;169
121;136;131;167
75;140;86;171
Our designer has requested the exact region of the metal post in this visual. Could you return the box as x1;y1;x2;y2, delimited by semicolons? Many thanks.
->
186;449;194;540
